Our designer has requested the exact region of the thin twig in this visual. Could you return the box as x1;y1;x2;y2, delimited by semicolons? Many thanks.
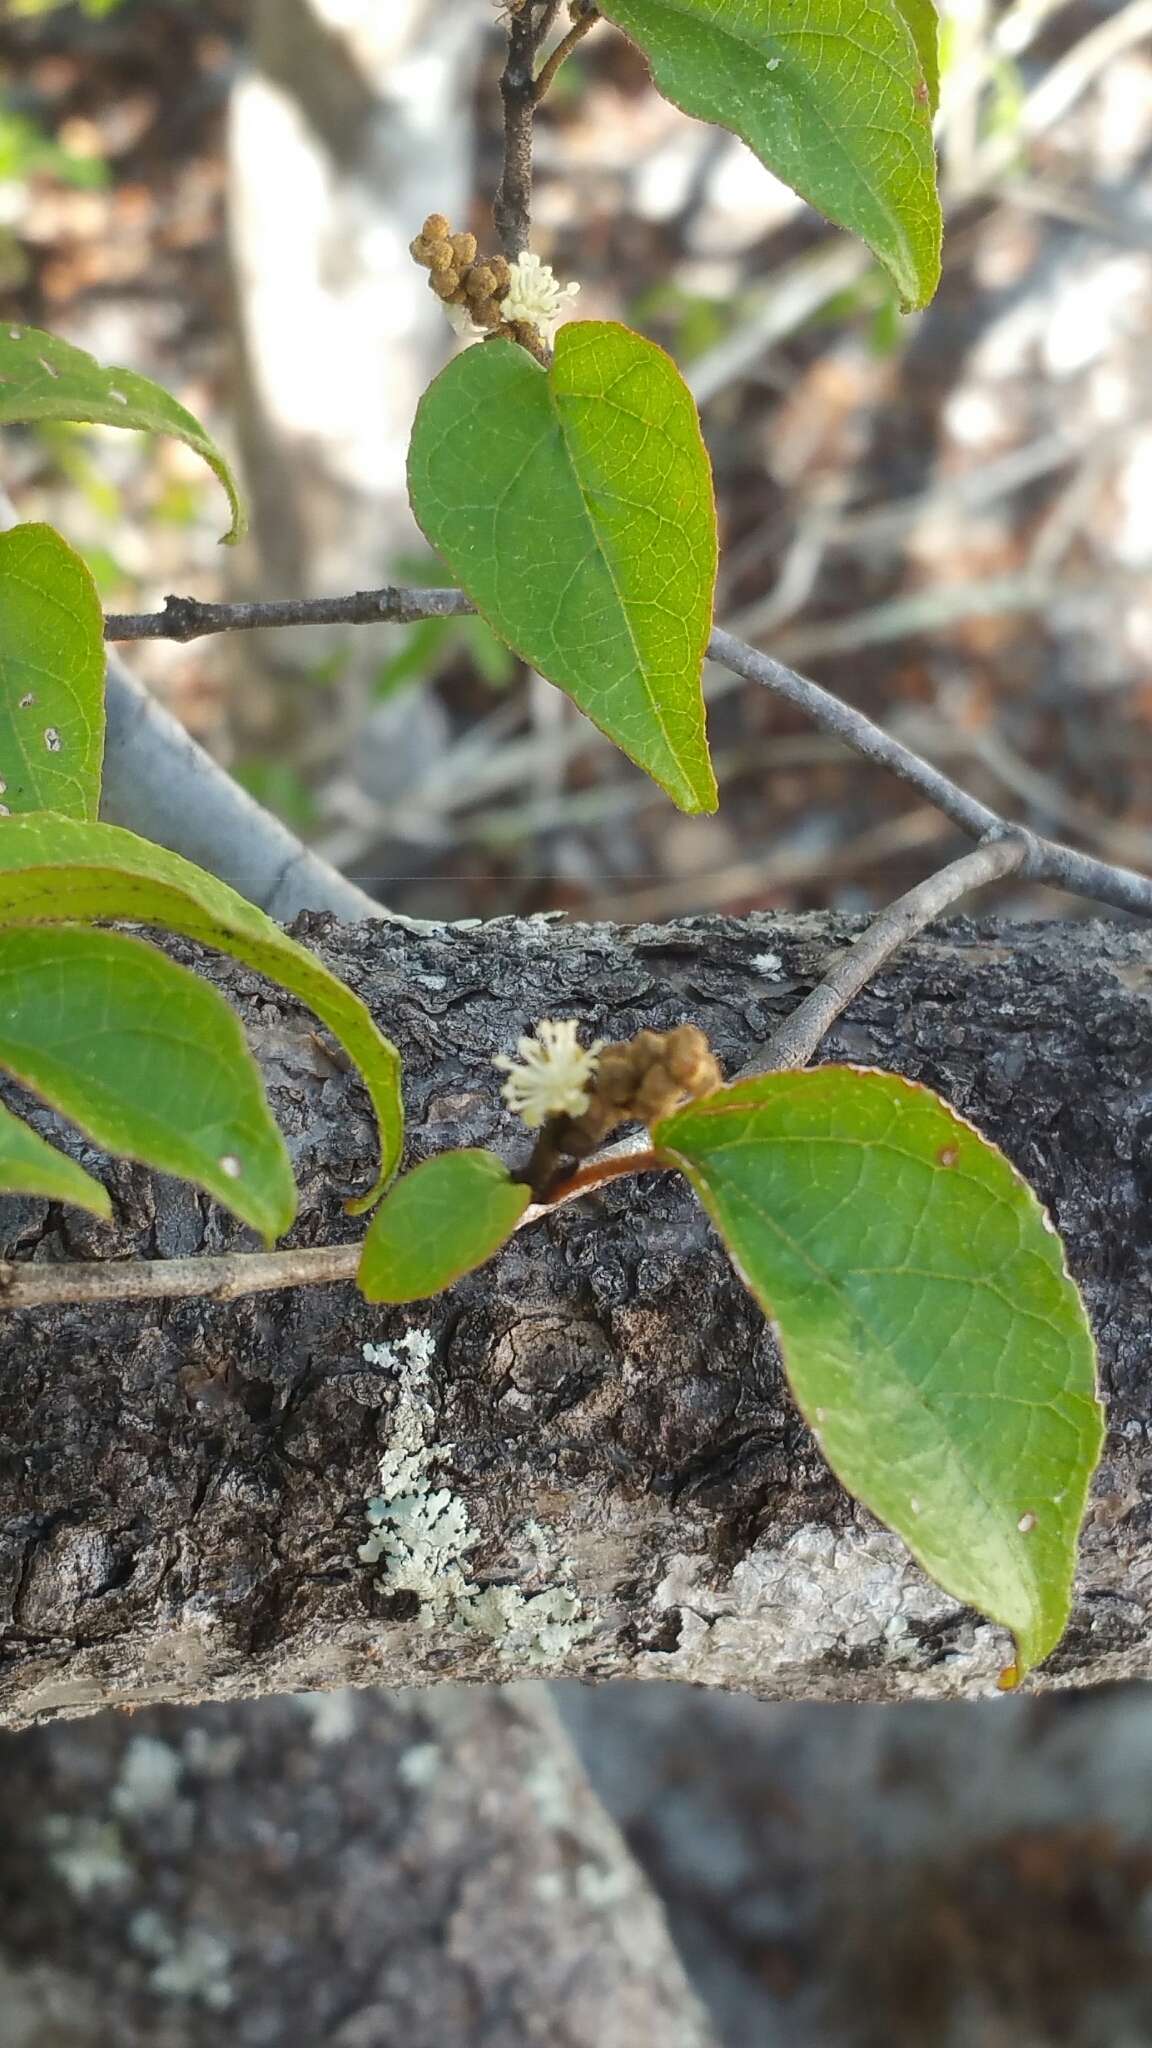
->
742;836;1030;1077
0;1243;362;1311
494;0;560;258
705;628;1152;919
104;587;472;644
98;584;1152;920
533;5;600;102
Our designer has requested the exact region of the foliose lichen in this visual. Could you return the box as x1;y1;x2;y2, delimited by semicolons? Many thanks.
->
358;1329;595;1664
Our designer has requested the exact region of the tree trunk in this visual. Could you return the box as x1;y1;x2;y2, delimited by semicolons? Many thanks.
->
0;1683;716;2047
3;909;1150;1724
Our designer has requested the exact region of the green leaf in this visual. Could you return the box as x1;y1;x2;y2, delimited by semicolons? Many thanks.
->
408;322;718;814
0;523;105;820
598;0;942;309
0;324;245;542
893;0;940;114
0;925;295;1242
359;1148;530;1303
0;814;403;1209
0;1097;110;1217
654;1067;1103;1679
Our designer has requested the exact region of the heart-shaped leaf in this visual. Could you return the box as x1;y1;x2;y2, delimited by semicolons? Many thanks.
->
408;322;718;814
0;324;245;542
654;1066;1103;1679
0;523;105;819
0;814;402;1209
0;1096;110;1218
359;1148;530;1303
599;1;942;308
0;925;295;1242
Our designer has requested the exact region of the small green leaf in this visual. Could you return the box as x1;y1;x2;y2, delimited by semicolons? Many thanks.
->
408;322;718;814
0;1096;110;1217
0;523;104;819
0;814;403;1208
893;0;940;114
0;925;295;1242
359;1148;530;1303
598;0;942;308
0;324;245;542
654;1067;1103;1679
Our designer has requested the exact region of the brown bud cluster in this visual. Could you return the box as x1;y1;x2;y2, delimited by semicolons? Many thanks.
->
521;1024;722;1201
409;213;512;332
592;1026;722;1133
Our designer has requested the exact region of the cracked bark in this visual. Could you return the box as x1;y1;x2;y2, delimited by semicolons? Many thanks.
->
0;1684;715;2048
2;908;1151;1726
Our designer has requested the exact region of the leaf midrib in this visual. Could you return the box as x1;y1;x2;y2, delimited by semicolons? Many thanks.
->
547;365;683;785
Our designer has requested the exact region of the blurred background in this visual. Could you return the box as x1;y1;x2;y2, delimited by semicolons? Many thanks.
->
2;1;1152;2041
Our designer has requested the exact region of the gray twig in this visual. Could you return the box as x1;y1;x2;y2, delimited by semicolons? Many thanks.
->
104;587;472;644
705;627;1152;920
493;0;561;259
744;836;1030;1076
0;1243;361;1312
99;584;1152;922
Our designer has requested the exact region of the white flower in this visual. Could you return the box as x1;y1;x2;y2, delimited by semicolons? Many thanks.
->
499;252;580;340
494;1018;603;1129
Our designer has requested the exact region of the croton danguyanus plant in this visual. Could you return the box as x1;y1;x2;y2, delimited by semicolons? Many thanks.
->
0;0;1104;1688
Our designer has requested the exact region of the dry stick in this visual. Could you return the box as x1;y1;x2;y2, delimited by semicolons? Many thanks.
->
533;5;601;102
494;0;560;258
102;585;1152;921
0;1243;361;1312
705;627;1152;919
742;835;1030;1077
104;587;472;644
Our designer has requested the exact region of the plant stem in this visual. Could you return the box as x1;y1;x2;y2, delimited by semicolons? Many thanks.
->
99;580;1152;921
541;1147;663;1203
534;6;601;101
104;587;472;644
741;835;1029;1077
0;1243;362;1311
494;0;560;258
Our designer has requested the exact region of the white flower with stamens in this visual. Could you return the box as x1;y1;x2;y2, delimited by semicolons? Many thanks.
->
499;252;580;339
494;1019;603;1129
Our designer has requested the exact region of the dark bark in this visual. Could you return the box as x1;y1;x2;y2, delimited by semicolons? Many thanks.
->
2;910;1151;1724
0;1684;715;2047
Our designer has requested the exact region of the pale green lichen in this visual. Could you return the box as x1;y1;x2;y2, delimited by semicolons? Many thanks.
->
42;1815;132;1898
397;1741;442;1790
294;1689;357;1746
358;1330;595;1662
130;1909;234;2011
111;1735;182;1817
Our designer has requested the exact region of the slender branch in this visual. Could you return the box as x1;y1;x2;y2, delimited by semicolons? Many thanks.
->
705;627;1152;919
533;6;600;102
743;836;1030;1077
98;579;1152;919
494;0;560;258
104;587;472;644
0;1243;361;1311
706;625;1002;842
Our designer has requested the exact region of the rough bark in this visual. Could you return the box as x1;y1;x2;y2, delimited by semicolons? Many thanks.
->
2;909;1151;1725
0;1684;715;2048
